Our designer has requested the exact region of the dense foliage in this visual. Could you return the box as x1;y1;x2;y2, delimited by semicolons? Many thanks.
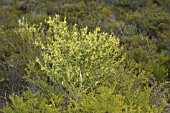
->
1;15;169;113
0;0;170;112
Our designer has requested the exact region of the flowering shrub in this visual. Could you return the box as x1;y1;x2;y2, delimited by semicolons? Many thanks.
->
1;15;168;113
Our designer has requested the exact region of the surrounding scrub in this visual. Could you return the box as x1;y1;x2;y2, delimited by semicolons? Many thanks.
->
0;0;170;112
